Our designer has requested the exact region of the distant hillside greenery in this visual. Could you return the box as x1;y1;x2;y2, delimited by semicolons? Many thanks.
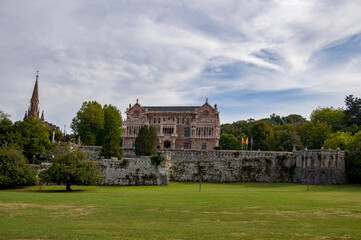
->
219;95;361;183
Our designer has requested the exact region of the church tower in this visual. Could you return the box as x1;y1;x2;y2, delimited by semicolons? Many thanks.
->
25;70;40;119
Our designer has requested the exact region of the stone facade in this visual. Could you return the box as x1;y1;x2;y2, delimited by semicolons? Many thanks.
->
121;99;220;150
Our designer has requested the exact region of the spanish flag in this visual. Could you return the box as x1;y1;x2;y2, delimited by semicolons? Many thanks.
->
242;137;245;145
246;137;249;145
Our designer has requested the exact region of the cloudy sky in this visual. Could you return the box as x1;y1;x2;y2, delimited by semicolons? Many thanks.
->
1;0;361;132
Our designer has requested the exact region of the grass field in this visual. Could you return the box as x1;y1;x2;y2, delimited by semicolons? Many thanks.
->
0;183;361;240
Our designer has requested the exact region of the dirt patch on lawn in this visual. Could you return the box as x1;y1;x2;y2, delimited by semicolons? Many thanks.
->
203;211;243;215
0;201;94;217
230;232;250;236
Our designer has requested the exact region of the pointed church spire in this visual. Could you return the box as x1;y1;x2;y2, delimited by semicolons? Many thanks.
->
26;70;40;119
41;110;44;121
31;70;39;102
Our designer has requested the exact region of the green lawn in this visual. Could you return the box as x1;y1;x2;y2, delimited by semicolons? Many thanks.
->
0;183;360;240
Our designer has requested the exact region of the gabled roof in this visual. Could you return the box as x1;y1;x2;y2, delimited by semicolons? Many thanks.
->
143;106;200;112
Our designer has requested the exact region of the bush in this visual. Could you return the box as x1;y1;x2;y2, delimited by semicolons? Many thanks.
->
0;145;36;189
150;152;164;165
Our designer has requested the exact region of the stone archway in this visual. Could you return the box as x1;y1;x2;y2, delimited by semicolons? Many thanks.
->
164;140;171;149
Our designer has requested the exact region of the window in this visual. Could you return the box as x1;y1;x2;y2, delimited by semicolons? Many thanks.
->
154;118;156;123
149;119;151;124
202;143;207;150
182;118;184;124
184;143;189;149
158;118;160;123
185;129;189;137
132;142;135;148
177;118;179;124
186;118;189;124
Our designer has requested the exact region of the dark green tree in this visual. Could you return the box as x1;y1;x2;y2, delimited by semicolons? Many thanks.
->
40;147;102;191
219;133;241;150
0;144;37;189
248;121;275;150
281;114;306;124
275;129;303;151
299;122;332;149
269;113;284;125
100;105;123;159
344;95;361;126
135;125;158;156
71;101;104;145
13;118;52;162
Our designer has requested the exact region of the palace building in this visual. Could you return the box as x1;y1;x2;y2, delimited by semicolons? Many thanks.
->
121;99;221;150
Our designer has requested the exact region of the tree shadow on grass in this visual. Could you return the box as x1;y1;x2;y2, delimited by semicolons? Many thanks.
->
29;189;87;193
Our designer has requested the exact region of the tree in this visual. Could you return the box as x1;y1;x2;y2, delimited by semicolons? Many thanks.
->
299;122;332;149
344;95;361;126
71;101;104;145
100;105;123;159
219;133;241;150
0;110;10;121
40;147;102;191
282;114;306;124
0;144;36;189
135;126;158;156
270;113;284;125
323;131;354;150
310;107;346;131
275;129;303;151
14;118;52;162
248;121;275;150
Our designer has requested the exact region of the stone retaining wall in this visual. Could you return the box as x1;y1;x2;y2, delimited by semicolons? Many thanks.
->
99;158;168;186
82;147;346;185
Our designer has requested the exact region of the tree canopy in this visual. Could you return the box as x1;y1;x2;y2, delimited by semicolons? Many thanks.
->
0;144;36;189
71;101;105;145
40;147;102;191
344;95;361;126
310;107;346;131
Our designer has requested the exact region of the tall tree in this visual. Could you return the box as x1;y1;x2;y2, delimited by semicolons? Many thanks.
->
71;101;104;145
135;125;158;156
344;95;361;126
101;104;123;159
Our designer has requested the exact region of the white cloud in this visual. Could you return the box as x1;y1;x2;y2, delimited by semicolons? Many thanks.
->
1;0;361;128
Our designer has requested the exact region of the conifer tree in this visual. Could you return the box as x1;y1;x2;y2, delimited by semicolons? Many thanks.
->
135;125;158;156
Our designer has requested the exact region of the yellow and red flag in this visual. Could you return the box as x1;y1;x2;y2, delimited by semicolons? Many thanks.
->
246;137;249;145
